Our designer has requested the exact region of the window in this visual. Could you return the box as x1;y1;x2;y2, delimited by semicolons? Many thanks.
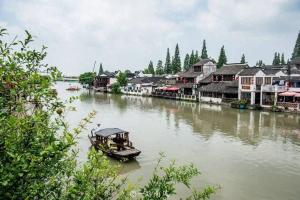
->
194;66;202;72
265;77;272;85
241;77;252;85
256;77;263;85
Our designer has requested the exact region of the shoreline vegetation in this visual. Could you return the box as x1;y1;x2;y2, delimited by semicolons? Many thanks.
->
0;28;218;199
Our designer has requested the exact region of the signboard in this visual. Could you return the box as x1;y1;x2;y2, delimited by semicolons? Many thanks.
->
242;85;251;90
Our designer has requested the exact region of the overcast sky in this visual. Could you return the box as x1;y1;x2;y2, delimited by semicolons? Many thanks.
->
1;0;300;75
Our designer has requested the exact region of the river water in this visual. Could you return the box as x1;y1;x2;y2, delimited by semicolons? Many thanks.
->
57;82;300;200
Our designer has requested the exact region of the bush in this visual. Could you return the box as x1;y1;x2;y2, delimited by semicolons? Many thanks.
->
111;83;121;94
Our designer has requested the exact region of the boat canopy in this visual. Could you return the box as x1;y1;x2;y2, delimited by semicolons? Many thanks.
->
94;128;128;137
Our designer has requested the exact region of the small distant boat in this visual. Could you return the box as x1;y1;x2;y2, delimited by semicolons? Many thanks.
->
66;85;80;91
89;126;141;161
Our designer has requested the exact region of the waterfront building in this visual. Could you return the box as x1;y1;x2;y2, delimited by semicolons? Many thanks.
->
122;77;165;96
94;72;117;92
176;59;216;96
199;63;247;103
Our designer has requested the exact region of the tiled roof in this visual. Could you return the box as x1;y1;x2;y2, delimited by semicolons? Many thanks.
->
214;64;247;75
199;74;213;83
177;68;202;78
193;59;213;66
128;77;165;84
199;81;238;94
238;67;262;76
261;68;282;75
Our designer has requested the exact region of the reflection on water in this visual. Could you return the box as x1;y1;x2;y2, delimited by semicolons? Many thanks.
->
57;82;300;200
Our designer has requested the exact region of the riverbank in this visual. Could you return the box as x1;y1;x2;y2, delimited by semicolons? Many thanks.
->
97;89;300;115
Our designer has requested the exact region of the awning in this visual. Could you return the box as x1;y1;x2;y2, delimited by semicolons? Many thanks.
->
165;87;179;91
295;93;300;97
278;91;297;97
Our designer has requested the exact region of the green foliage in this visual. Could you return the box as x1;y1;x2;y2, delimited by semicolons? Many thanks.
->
184;54;190;71
172;44;181;74
240;54;246;64
272;52;281;65
256;60;265;67
147;60;155;75
201;40;208;59
189;50;195;67
292;31;300;59
155;60;164;75
140;154;217;200
117;72;128;86
79;72;96;86
164;48;172;74
111;82;122;94
217;45;227;68
280;53;285;65
195;50;200;63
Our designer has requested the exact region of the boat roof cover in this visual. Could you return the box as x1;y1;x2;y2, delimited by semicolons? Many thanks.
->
94;128;127;137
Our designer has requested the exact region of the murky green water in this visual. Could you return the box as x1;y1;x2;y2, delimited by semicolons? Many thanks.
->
57;82;300;200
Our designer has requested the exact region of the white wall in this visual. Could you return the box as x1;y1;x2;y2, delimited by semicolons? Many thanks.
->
199;96;222;104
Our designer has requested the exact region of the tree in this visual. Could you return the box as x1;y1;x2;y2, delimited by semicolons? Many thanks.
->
111;82;121;94
272;52;281;65
148;60;155;75
125;69;131;75
172;43;181;74
189;50;195;67
0;28;217;200
195;50;200;63
217;45;227;68
164;48;172;74
183;54;190;71
281;53;286;65
116;71;128;86
156;60;164;75
292;31;300;59
256;60;265;67
79;72;96;86
240;54;246;64
201;40;208;59
98;63;104;75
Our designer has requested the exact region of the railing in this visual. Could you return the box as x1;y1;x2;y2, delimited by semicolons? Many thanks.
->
276;102;300;110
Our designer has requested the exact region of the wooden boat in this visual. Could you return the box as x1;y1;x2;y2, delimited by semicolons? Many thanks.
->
89;127;141;160
66;85;80;91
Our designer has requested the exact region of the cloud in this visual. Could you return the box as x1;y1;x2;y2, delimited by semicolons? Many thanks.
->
0;0;299;75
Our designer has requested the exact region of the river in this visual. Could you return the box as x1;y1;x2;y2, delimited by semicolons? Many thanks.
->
57;82;300;200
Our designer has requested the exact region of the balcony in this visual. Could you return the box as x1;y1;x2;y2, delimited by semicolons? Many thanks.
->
261;85;286;93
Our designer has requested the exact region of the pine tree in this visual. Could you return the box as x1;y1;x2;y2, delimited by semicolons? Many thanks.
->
281;53;286;65
183;54;190;71
172;43;181;74
98;63;104;75
292;31;300;59
240;54;246;64
189;50;195;67
201;40;208;59
195;50;200;63
256;60;265;67
217;45;227;68
156;60;164;75
273;52;281;65
164;48;172;74
148;60;155;75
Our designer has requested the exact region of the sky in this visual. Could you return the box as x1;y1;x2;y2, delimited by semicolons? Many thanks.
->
0;0;300;76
